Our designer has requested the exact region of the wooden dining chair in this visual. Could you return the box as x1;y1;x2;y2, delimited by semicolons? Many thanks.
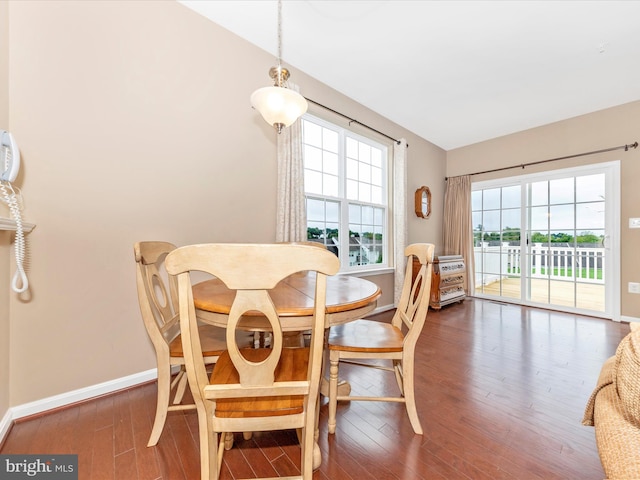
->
165;243;340;480
134;241;254;447
326;242;435;435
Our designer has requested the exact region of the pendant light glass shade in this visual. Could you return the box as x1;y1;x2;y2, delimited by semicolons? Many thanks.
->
251;85;308;133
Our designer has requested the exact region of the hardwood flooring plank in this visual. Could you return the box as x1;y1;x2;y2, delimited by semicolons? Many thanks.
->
249;430;286;463
220;438;262;479
27;412;70;455
74;399;97;480
128;385;162;480
113;390;134;456
90;427;114;480
320;426;405;480
166;411;201;479
230;434;282;478
270;450;301;478
1;417;41;453
272;429;303;472
328;407;430;479
93;395;115;431
115;448;138;480
150;412;192;480
46;405;78;453
413;416;521;480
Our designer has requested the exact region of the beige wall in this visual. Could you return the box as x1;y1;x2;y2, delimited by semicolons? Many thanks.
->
3;0;444;409
447;100;640;319
1;0;11;420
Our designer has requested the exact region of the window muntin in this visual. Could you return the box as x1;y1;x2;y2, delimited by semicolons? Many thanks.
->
302;115;389;272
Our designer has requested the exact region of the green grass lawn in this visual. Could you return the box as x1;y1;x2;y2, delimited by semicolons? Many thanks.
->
506;267;602;280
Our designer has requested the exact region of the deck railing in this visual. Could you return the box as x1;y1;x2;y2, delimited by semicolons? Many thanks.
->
474;243;605;286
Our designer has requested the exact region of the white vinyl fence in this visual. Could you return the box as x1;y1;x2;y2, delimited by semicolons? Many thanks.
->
475;243;604;286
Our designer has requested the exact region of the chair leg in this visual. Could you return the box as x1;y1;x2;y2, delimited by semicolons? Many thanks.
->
217;433;226;477
173;368;189;404
198;410;217;480
401;358;423;435
301;425;315;479
147;362;171;447
327;351;340;434
393;360;404;395
312;390;322;470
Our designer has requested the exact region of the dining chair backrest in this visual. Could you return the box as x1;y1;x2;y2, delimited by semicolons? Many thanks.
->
392;242;435;346
135;241;180;360
135;240;188;447
165;243;340;479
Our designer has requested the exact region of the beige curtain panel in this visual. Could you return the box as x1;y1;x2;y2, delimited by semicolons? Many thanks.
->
443;175;475;293
275;111;306;243
393;139;408;305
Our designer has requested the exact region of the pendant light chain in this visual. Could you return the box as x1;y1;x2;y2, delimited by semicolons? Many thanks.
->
276;0;283;86
277;0;282;67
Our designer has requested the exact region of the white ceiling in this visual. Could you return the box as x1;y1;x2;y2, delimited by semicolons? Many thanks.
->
179;0;640;150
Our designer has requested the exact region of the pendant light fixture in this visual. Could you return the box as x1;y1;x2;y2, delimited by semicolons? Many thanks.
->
250;0;308;133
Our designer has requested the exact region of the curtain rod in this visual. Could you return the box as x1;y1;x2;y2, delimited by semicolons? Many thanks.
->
304;97;407;147
446;141;638;180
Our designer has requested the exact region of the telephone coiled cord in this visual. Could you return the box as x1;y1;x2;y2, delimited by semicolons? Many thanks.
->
0;180;28;293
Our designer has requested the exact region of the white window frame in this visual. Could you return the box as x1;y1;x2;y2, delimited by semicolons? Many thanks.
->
302;113;391;273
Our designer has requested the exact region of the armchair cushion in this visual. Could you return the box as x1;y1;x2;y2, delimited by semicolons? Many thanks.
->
614;327;640;426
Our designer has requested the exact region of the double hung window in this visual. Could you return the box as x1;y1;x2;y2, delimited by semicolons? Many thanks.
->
302;114;389;272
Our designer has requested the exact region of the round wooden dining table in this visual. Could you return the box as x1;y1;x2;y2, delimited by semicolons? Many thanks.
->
192;270;382;332
191;270;381;470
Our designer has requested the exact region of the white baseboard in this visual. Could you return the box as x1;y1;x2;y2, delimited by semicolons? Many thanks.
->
1;368;158;444
372;303;395;314
11;368;158;420
0;409;12;445
621;315;640;323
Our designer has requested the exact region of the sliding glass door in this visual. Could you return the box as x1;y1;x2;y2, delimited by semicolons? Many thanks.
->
472;184;523;301
473;162;620;319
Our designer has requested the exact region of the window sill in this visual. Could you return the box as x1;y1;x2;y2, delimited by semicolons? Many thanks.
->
0;217;35;233
338;267;394;278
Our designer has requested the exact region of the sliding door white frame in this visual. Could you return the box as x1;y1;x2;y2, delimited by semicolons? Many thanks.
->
472;161;620;320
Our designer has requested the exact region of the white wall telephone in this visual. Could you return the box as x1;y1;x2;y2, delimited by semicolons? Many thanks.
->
1;130;20;182
1;129;29;293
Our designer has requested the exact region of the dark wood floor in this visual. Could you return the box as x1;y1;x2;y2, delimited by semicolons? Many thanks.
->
1;298;629;479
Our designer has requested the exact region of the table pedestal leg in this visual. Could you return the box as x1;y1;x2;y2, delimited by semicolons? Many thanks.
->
320;377;351;397
283;331;305;348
